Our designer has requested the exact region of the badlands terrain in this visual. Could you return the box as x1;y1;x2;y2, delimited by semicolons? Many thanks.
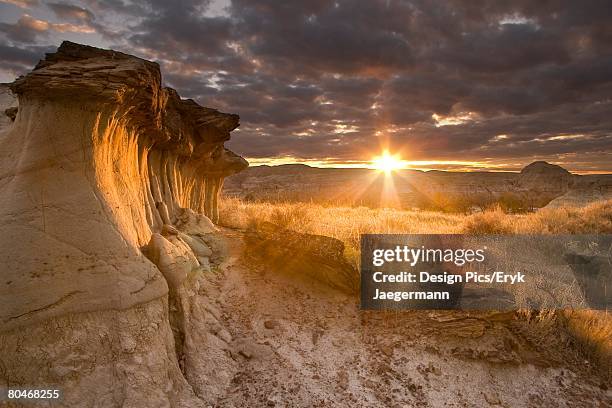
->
224;162;612;210
0;42;610;407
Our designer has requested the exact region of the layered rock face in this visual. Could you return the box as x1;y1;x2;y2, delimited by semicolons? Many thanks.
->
0;42;247;406
0;85;17;132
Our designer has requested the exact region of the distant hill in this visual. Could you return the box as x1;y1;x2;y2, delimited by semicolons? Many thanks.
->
224;161;612;211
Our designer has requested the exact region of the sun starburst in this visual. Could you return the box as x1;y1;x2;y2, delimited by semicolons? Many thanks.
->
372;150;404;174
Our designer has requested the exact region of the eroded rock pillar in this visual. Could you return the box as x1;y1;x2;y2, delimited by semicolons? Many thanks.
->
204;176;223;224
211;177;223;224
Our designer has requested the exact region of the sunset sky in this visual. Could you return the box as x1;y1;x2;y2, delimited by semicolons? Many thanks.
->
1;0;611;173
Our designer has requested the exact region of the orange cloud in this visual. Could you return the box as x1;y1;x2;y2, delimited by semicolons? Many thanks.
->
0;0;38;9
18;14;95;34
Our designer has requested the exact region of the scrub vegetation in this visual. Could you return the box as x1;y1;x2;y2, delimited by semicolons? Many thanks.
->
219;196;612;379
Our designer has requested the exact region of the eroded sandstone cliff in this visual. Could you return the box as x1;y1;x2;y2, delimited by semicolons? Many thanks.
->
0;42;247;406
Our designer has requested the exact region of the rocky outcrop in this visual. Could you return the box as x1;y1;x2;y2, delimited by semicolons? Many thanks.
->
516;161;574;200
244;221;358;294
545;175;612;208
0;42;247;406
0;84;17;132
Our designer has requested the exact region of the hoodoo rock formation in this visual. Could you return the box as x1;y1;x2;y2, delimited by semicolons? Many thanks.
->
0;42;247;406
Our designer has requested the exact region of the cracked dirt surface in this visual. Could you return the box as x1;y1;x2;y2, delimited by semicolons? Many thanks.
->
208;228;611;407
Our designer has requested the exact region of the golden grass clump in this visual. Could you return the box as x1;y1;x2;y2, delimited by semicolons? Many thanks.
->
461;206;514;234
518;309;611;380
560;310;611;378
516;199;612;234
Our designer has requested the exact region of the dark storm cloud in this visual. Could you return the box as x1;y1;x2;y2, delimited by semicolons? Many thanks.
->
230;0;416;77
433;24;571;73
0;43;54;72
1;0;611;171
0;43;49;63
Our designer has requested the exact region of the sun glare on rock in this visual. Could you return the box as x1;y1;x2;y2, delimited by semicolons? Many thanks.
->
372;150;404;174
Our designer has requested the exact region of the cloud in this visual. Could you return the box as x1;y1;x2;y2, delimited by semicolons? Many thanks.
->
0;14;94;42
47;2;94;22
0;43;53;78
0;0;38;8
0;0;611;171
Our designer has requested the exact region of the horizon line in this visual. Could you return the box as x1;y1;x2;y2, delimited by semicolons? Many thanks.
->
244;157;612;175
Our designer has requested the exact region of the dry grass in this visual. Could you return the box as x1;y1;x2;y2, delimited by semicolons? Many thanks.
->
463;200;612;234
516;199;612;234
221;196;611;239
517;309;611;379
220;196;464;263
560;310;612;378
220;196;611;274
461;206;515;234
220;196;612;377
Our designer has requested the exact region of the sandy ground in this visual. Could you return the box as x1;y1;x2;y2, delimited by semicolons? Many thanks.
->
208;228;610;407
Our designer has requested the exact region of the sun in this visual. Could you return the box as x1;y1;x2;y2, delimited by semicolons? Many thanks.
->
372;150;404;174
